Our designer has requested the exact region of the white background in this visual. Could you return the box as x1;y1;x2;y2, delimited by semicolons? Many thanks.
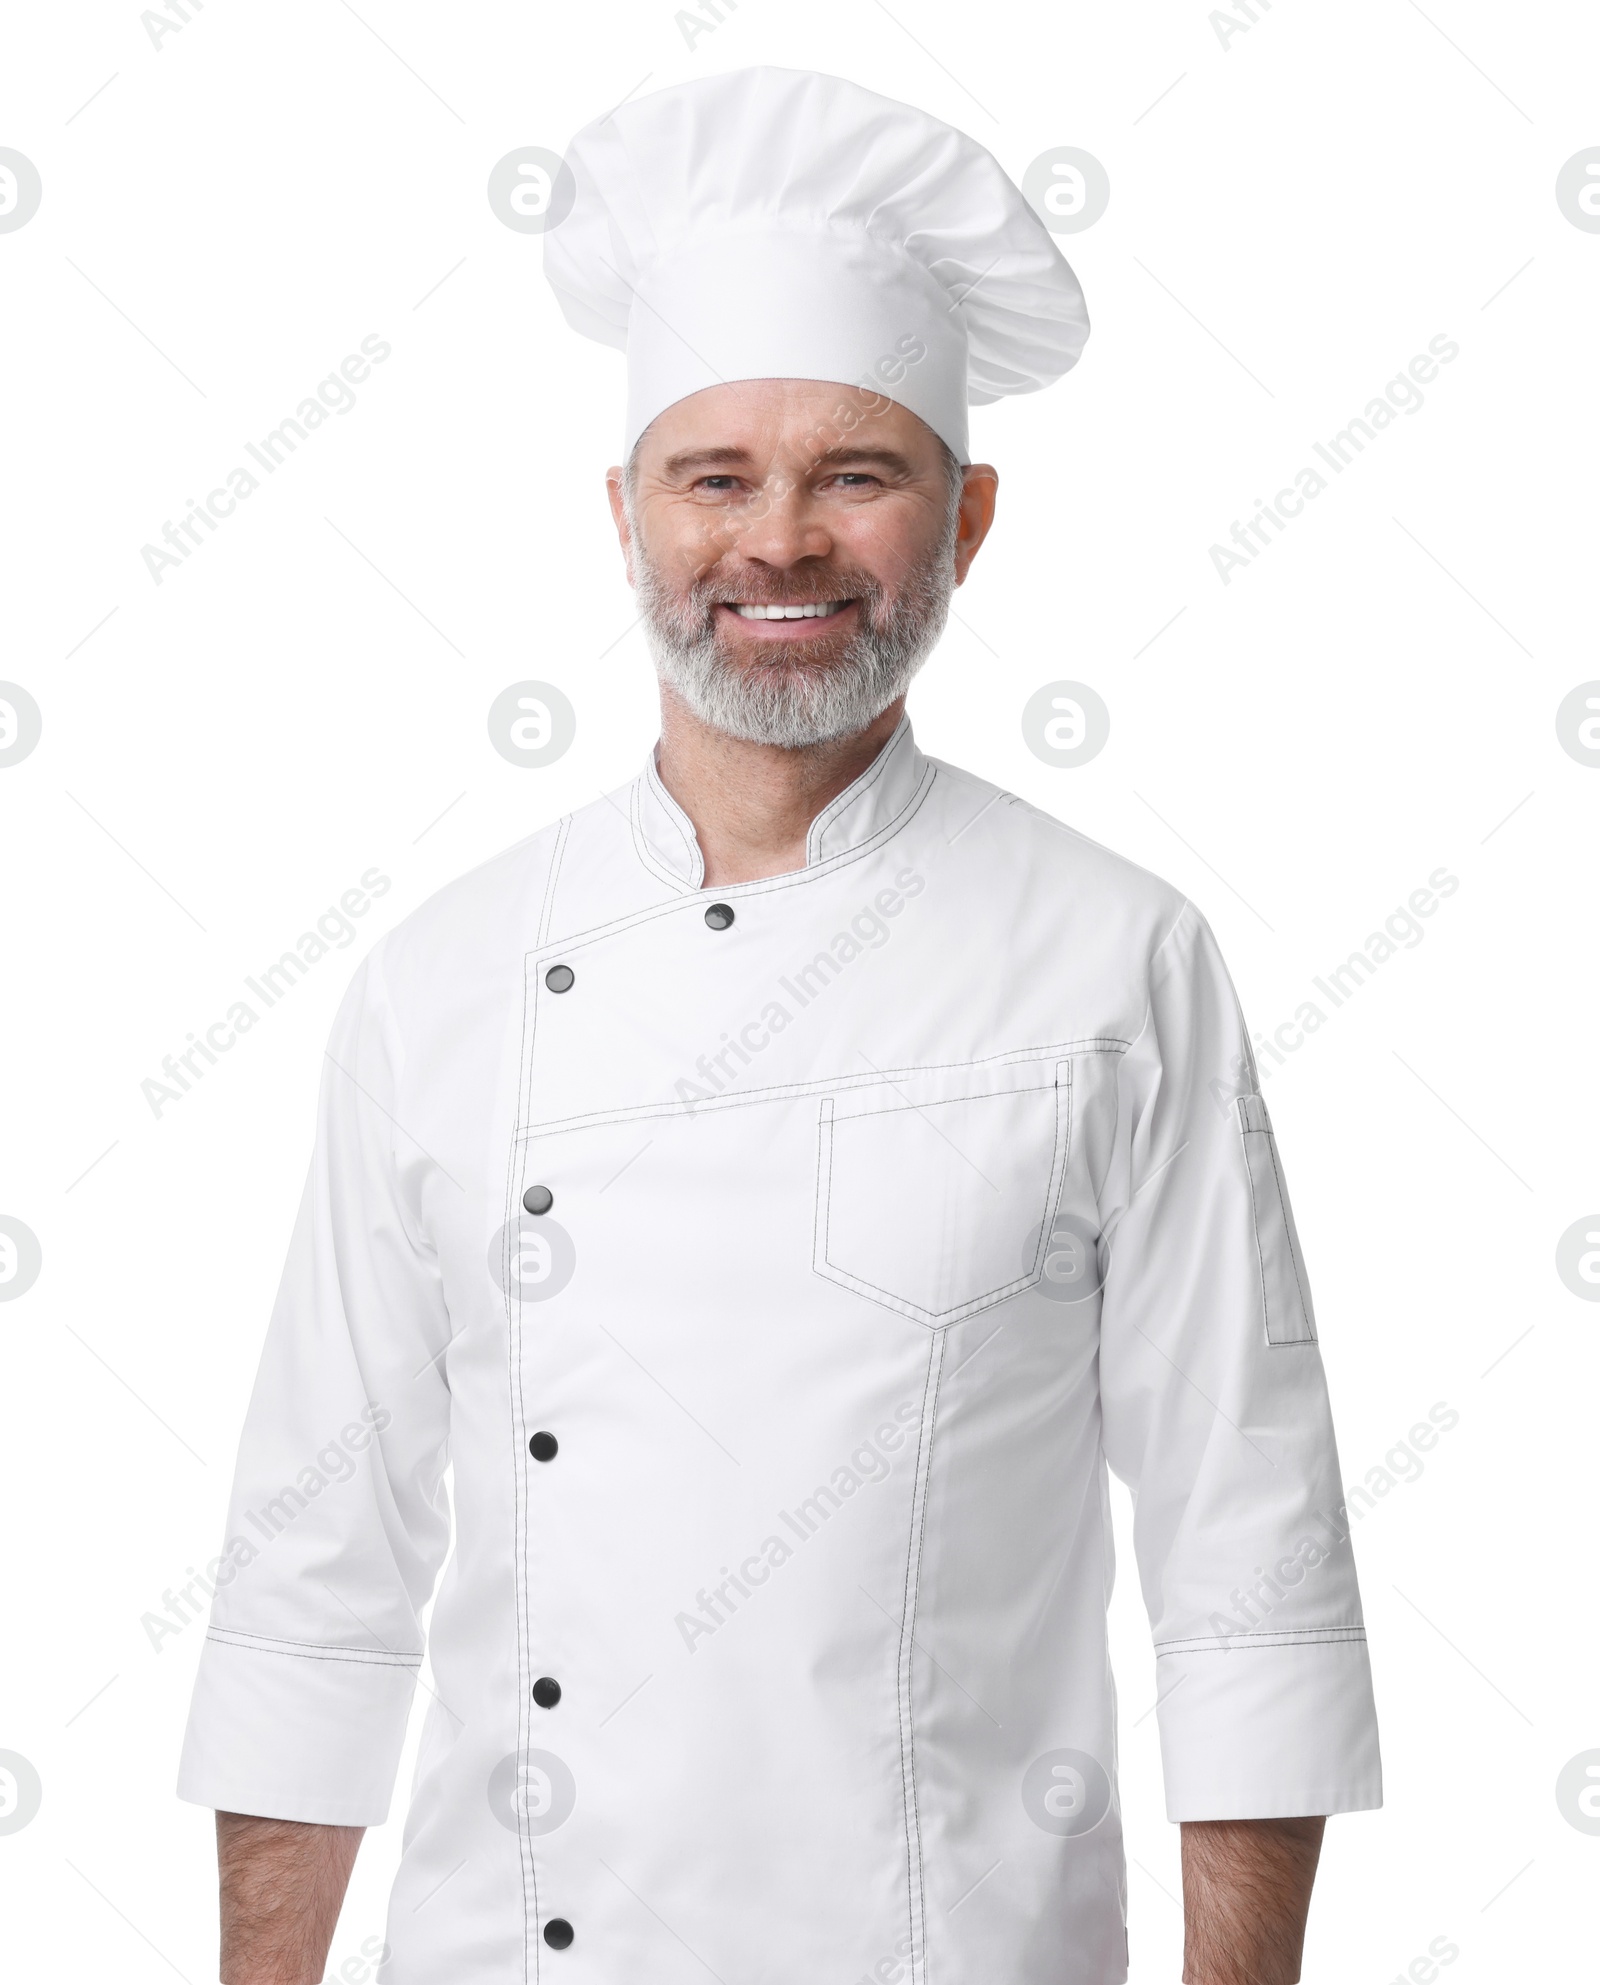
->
2;1;1597;1979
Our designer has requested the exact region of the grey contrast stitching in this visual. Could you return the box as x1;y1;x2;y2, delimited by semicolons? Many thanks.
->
1236;1104;1316;1346
204;1628;422;1666
509;853;569;1985
516;1038;1127;1142
813;1097;836;1296
634;763;703;892
828;1060;1061;1123
1264;1129;1315;1338
652;765;703;880
1155;1627;1367;1655
629;780;681;894
897;1327;944;1985
545;764;939;977
805;713;910;862
627;753;936;900
629;775;696;896
1238;1109;1274;1346
534;815;572;947
814;1062;1075;1328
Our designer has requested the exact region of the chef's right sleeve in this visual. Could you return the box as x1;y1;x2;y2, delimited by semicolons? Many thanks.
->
177;942;453;1827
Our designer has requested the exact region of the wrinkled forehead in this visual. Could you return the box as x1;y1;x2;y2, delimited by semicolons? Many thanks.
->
628;379;949;484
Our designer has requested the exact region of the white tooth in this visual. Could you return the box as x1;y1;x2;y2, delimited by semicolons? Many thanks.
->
730;601;852;619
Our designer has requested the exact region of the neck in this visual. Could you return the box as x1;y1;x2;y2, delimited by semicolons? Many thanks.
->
653;690;906;886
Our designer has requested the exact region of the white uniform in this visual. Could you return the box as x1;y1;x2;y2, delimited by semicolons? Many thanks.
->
179;718;1381;1985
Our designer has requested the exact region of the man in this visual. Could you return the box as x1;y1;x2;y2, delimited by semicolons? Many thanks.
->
180;68;1379;1985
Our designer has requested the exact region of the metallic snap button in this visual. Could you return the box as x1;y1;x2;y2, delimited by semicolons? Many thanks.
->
543;1919;574;1950
522;1185;554;1215
704;902;735;930
528;1431;558;1462
545;964;575;993
532;1676;562;1709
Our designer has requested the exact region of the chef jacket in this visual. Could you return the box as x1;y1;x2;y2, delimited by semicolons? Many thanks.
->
178;715;1381;1985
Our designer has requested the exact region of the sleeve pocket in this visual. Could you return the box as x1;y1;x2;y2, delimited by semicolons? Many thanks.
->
1236;1093;1317;1346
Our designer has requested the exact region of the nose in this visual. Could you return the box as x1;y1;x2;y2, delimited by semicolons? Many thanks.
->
718;474;834;571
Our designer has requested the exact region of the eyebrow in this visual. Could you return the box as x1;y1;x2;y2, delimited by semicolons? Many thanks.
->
658;443;919;480
807;444;917;478
659;446;752;478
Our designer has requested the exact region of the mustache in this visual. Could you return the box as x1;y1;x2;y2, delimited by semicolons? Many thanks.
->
694;572;879;603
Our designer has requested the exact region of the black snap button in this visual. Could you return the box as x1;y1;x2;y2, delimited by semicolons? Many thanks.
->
543;1918;574;1950
522;1184;554;1215
531;1675;562;1709
704;902;735;930
528;1431;558;1462
545;964;575;993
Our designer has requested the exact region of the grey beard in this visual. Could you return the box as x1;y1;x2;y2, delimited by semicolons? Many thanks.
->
632;524;957;750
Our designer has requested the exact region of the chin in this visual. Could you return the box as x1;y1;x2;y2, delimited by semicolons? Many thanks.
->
717;632;855;675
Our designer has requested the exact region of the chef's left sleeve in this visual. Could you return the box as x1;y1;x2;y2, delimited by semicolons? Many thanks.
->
1097;899;1382;1821
177;942;453;1827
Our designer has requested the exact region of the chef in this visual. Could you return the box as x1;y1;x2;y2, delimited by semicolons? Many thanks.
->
179;67;1380;1985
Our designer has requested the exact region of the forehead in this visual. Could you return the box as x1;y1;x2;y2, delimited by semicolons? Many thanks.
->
634;378;940;476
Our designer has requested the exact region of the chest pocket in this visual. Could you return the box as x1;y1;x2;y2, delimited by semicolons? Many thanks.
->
812;1056;1074;1328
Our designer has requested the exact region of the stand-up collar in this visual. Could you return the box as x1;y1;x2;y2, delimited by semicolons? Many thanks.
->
632;713;929;891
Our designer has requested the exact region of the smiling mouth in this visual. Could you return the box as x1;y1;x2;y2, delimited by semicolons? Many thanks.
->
726;600;854;620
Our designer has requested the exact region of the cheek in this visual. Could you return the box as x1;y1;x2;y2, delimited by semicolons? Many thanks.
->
642;514;724;587
837;503;941;585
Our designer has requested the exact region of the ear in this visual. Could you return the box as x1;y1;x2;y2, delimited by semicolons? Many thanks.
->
605;467;635;585
952;466;999;586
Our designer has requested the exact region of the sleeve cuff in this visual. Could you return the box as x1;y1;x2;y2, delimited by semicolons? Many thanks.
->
176;1628;420;1827
1154;1630;1383;1821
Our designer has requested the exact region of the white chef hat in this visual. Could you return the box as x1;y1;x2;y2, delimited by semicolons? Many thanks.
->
543;66;1089;463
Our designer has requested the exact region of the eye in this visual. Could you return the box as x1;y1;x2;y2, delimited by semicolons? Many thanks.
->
694;475;744;493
